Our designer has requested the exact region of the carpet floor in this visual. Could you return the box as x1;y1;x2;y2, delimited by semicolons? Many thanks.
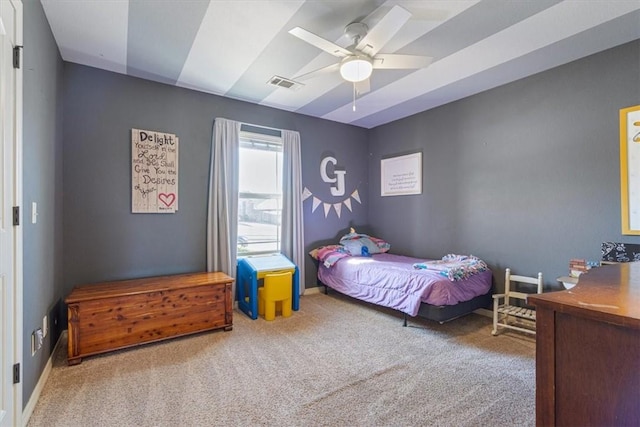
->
27;292;536;426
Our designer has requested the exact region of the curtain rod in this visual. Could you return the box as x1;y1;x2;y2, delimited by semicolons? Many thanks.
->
217;117;297;134
240;121;284;133
241;121;301;135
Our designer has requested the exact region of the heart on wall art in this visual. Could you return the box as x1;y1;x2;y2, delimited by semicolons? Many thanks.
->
158;193;176;208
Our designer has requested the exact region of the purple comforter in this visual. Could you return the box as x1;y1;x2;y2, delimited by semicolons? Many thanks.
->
318;253;492;316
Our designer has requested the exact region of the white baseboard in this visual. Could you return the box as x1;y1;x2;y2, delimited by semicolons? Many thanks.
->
302;286;322;295
22;330;66;427
473;308;493;318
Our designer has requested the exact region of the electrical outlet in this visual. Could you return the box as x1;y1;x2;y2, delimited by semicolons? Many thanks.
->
43;315;48;338
31;332;36;356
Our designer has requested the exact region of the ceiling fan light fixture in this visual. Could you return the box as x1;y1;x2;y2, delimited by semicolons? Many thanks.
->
340;56;373;83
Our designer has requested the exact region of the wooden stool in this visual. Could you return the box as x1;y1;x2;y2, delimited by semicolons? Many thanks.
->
258;271;293;321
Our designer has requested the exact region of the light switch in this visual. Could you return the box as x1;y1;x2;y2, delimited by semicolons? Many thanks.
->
31;202;37;224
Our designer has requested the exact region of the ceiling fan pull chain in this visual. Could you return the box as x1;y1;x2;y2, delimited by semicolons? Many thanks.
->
353;83;356;112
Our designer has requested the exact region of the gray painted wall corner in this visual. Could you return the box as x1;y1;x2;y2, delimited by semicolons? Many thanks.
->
368;40;640;295
61;63;369;294
22;0;65;406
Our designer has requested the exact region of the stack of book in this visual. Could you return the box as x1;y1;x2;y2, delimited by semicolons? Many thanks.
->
569;259;589;277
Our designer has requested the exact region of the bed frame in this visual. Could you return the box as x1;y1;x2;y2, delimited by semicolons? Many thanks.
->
319;280;492;325
411;291;492;324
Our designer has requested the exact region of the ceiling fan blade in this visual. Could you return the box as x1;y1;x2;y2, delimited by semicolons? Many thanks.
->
355;78;370;95
289;27;352;58
355;5;411;56
373;54;433;69
293;63;340;82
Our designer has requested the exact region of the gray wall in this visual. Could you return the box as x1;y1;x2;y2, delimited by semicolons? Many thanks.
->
368;40;640;293
62;64;369;295
21;0;640;408
22;0;65;405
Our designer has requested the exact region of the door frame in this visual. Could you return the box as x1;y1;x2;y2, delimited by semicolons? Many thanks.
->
0;0;23;426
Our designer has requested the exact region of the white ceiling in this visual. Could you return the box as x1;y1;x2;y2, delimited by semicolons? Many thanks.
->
41;0;640;129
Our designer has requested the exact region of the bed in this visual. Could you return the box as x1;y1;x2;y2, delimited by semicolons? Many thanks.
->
312;232;493;324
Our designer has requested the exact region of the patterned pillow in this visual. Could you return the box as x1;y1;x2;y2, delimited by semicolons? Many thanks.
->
309;245;351;268
339;232;391;255
369;236;391;253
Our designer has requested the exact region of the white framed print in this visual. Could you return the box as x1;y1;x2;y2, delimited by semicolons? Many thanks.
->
381;152;422;197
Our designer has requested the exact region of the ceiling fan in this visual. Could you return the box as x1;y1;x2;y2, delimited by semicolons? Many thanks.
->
288;5;433;108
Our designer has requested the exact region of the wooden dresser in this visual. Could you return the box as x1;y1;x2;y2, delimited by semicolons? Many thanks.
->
529;262;640;426
65;271;233;365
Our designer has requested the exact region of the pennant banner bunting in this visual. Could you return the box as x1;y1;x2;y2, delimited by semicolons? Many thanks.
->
333;203;342;218
302;187;312;201
323;203;331;218
302;187;362;218
351;189;361;204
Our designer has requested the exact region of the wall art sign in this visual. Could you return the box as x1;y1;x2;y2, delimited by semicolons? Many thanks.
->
620;105;640;234
131;128;179;213
381;152;422;196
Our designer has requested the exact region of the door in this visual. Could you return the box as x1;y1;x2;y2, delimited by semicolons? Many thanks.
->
0;0;22;426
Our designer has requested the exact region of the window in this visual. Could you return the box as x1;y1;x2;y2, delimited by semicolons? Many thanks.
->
237;130;283;256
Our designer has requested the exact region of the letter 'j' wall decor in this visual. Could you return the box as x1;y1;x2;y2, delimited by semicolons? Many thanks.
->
620;105;640;235
131;128;179;213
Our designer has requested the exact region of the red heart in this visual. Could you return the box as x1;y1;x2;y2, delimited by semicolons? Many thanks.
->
158;193;176;208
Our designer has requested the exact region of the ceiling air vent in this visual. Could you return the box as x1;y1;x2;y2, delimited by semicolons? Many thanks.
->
267;75;303;90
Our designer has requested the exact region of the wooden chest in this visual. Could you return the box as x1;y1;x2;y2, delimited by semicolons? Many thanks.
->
65;271;233;365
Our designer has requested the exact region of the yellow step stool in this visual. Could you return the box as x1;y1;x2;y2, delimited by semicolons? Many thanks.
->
258;271;293;321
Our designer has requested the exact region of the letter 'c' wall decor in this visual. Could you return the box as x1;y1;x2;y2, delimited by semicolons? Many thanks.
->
303;155;361;218
131;128;179;213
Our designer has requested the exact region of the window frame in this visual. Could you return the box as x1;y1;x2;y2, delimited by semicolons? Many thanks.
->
237;130;283;257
